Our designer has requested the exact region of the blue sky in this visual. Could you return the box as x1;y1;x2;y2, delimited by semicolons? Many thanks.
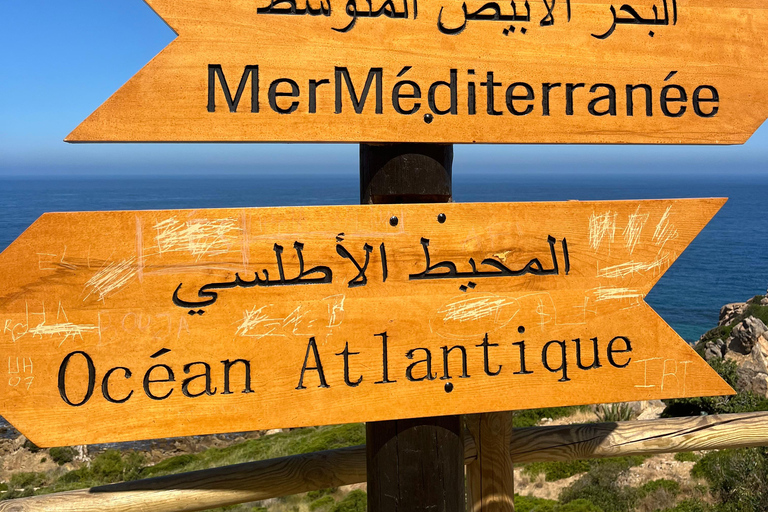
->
1;1;766;177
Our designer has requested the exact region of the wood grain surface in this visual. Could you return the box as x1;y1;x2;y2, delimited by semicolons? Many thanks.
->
0;199;732;446
66;0;768;144
3;412;768;512
467;412;515;512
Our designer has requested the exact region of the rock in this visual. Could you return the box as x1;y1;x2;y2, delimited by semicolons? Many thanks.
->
762;297;768;306
635;400;666;421
704;340;723;360
720;303;747;326
729;317;768;355
734;335;768;396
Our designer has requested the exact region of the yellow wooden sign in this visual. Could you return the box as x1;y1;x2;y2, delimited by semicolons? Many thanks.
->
66;0;768;144
0;200;731;446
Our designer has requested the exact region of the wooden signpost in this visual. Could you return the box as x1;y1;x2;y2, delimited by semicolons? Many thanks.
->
0;199;731;447
66;0;768;144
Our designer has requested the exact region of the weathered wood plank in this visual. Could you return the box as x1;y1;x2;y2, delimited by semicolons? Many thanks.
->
507;411;768;463
467;412;515;512
3;413;768;512
367;416;464;512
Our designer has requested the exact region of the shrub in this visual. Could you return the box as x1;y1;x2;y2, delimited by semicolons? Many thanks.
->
639;479;680;496
558;499;604;512
661;499;712;512
22;439;40;453
673;452;701;463
515;494;558;512
307;488;337;500
747;304;768;326
698;326;733;346
595;403;636;423
309;495;336;511
9;472;47;489
49;447;76;466
525;456;647;482
559;460;641;512
329;490;366;512
691;447;768;511
636;479;681;511
3;472;50;499
516;496;603;512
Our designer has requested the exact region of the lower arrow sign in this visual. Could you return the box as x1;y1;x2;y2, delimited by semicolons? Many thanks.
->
0;199;732;446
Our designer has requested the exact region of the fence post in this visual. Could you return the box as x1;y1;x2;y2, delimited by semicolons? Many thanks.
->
361;143;464;512
467;412;515;512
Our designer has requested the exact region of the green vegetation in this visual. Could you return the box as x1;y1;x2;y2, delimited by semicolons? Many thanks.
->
674;452;701;463
309;495;336;511
524;460;590;481
661;499;712;512
698;325;734;347
516;495;559;512
594;403;636;423
515;495;604;512
556;457;675;512
745;303;768;325
691;447;768;512
696;300;768;354
640;479;680;495
524;456;648;482
698;302;768;349
513;406;591;428
22;439;40;453
329;490;366;512
143;423;365;478
48;446;76;466
0;424;365;501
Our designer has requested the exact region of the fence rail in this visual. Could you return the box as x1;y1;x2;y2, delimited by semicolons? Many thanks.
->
2;411;767;512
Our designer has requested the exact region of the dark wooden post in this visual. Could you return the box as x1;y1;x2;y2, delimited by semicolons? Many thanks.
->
361;143;464;512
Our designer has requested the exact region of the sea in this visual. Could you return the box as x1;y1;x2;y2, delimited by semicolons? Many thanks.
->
0;170;765;442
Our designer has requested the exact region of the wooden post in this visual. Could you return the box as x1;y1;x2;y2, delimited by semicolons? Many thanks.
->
361;143;464;512
467;412;515;512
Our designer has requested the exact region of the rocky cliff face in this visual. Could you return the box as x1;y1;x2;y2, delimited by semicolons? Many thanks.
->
698;294;768;396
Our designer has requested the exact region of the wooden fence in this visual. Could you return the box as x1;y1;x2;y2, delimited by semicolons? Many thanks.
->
2;411;767;512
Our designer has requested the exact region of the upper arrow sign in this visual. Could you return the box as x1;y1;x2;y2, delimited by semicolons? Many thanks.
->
0;199;732;447
66;0;768;144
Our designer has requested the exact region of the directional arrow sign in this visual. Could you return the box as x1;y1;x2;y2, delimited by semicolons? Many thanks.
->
66;0;768;144
0;199;731;446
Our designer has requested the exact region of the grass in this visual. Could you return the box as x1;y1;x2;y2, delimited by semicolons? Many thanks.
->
144;423;365;478
0;424;366;500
